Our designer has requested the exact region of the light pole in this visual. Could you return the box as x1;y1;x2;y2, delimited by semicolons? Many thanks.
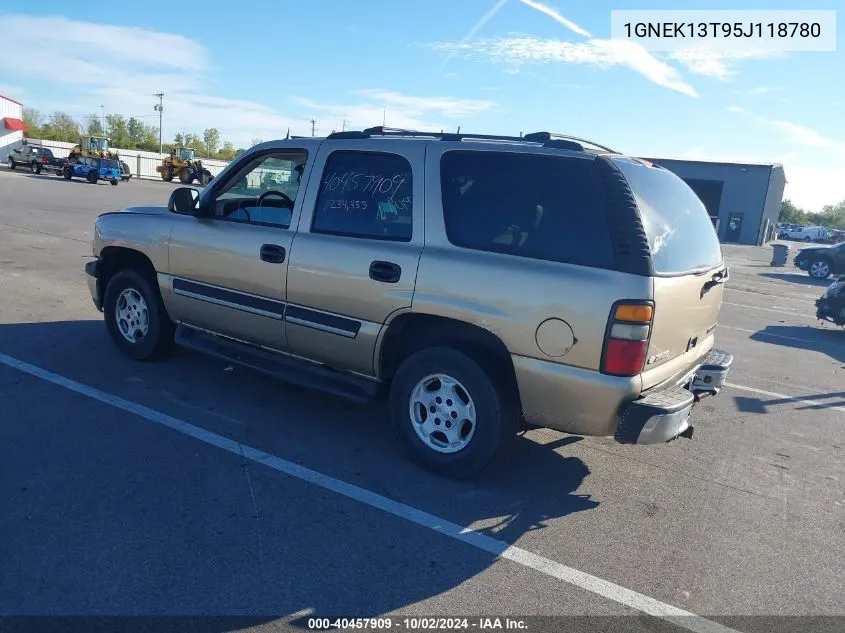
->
100;105;105;135
153;92;164;153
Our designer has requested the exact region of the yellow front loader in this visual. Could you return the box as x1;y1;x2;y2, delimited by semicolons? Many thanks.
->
156;147;213;185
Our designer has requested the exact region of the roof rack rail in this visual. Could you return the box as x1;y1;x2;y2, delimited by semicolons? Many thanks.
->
522;132;619;154
326;126;528;143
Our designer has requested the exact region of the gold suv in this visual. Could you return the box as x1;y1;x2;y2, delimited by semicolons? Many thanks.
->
85;127;733;479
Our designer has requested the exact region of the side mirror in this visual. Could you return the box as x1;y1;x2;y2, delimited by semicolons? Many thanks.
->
168;187;200;215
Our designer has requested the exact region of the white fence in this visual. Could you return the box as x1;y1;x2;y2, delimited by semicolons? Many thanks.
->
9;138;232;181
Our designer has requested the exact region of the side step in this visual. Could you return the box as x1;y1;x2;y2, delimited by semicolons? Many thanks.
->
175;326;381;404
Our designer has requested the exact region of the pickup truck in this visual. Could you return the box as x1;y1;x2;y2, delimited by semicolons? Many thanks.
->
7;144;66;175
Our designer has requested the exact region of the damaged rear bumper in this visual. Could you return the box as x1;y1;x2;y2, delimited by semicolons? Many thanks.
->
615;348;733;445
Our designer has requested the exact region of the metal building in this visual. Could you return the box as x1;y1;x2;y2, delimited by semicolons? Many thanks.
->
641;157;786;246
1;94;25;162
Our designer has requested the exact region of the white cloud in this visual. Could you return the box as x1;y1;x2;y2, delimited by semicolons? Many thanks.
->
432;35;698;97
668;50;781;81
518;0;591;37
729;107;845;156
0;14;497;146
0;84;25;102
292;90;497;133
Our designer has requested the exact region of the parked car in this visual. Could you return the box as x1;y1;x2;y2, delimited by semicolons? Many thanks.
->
83;128;733;478
780;225;831;242
794;241;845;279
7;143;66;174
63;156;122;185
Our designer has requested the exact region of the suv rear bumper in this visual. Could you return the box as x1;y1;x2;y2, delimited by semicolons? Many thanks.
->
614;348;733;444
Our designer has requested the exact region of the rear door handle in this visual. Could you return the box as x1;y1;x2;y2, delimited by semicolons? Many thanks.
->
369;260;401;283
260;243;286;263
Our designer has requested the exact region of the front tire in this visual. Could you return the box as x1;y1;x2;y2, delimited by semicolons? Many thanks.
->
389;347;519;479
87;170;98;184
110;179;118;186
179;167;192;184
103;269;175;361
809;259;831;280
63;166;72;180
8;157;15;170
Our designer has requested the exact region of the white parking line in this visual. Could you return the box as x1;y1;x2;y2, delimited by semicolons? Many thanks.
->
0;351;738;633
727;382;845;414
718;324;822;344
721;302;811;317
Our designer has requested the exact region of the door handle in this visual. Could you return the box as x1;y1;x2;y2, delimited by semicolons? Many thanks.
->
369;260;401;283
260;243;286;263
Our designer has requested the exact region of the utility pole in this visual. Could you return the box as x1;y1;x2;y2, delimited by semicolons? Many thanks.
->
153;92;164;153
310;118;316;137
100;105;105;135
341;118;348;132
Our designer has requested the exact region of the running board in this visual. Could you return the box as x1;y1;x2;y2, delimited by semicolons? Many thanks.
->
175;326;381;404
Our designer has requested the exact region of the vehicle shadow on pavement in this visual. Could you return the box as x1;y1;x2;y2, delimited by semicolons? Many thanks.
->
750;324;845;366
0;319;599;626
23;174;105;185
760;272;833;288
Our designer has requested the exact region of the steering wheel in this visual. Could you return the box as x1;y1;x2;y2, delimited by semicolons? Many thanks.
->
257;190;293;208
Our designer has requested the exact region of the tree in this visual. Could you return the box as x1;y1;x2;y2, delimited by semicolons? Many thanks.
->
44;112;79;142
217;141;237;160
173;132;184;146
140;125;160;152
251;137;263;147
105;114;129;148
778;199;808;225
22;108;41;137
86;114;105;137
184;133;205;153
127;117;145;146
203;128;220;158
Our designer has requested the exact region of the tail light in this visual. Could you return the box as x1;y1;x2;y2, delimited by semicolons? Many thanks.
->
40;157;47;163
601;301;654;377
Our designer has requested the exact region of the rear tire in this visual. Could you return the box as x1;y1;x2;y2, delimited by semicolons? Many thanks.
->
103;268;175;361
31;161;41;174
110;179;118;186
389;347;519;479
63;166;72;180
8;157;15;170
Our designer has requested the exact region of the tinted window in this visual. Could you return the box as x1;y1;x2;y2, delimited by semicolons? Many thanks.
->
441;151;614;268
612;157;724;274
312;151;412;241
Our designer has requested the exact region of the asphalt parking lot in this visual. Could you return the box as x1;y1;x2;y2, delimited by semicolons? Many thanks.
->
1;167;843;633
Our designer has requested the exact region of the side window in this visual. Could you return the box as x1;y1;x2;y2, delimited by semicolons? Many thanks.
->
312;151;412;242
441;150;615;268
211;150;307;228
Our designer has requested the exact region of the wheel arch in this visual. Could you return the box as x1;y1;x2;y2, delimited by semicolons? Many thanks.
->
97;246;158;307
377;312;522;408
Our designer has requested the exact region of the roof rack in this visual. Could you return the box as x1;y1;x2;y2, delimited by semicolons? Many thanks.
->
323;126;619;153
326;126;527;143
522;132;619;154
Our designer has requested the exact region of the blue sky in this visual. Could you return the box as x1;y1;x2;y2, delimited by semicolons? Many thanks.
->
0;0;842;210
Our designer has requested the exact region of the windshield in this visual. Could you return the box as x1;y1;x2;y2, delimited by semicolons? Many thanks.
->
89;138;109;152
178;148;194;160
612;157;724;274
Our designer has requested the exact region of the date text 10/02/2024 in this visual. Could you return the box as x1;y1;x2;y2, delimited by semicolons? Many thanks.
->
307;617;529;631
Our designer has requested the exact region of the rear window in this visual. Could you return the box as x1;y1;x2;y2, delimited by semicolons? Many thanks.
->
441;151;614;268
31;147;52;156
612;157;723;274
